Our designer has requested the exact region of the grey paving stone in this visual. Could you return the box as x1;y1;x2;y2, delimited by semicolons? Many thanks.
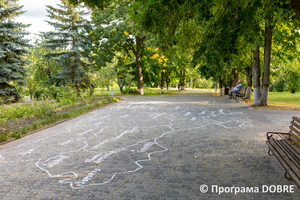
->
0;89;299;199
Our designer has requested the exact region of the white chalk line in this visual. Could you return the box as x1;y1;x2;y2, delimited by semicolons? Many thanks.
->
78;129;93;136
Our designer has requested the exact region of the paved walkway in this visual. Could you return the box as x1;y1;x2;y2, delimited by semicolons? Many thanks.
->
0;89;300;200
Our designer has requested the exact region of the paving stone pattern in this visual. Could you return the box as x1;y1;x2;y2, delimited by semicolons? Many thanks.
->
0;89;300;199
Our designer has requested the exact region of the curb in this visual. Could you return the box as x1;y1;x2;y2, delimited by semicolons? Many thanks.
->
0;97;121;147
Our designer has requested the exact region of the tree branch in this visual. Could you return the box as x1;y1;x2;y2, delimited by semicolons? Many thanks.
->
125;40;136;54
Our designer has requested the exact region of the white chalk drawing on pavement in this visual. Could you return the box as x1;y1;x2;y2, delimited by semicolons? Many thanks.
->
20;149;34;155
0;102;247;189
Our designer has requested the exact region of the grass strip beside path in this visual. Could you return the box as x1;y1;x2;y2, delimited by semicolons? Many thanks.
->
210;89;300;110
0;97;120;142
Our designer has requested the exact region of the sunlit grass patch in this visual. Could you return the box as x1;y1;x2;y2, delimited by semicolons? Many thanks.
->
247;92;300;110
82;87;122;96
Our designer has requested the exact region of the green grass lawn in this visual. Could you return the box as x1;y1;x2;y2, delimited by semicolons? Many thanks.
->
143;87;179;95
247;92;300;110
82;87;179;96
209;88;300;110
267;92;300;105
82;87;123;97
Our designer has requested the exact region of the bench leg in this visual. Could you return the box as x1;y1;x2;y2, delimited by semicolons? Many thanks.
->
285;171;291;179
268;149;273;156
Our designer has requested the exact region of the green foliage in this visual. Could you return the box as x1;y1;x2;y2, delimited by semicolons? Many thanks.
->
122;86;140;94
42;0;93;96
287;71;300;93
272;78;286;92
10;132;21;139
0;1;32;103
24;38;62;98
195;77;214;89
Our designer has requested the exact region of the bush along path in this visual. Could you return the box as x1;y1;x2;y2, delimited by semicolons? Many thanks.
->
0;96;120;142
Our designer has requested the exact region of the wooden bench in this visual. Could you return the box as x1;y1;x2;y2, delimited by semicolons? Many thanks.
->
233;86;247;101
266;116;300;188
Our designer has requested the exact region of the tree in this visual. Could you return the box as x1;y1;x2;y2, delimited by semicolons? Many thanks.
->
0;0;31;102
42;0;93;97
90;1;147;95
25;38;62;99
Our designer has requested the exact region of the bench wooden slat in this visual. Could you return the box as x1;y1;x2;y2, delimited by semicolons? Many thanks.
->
269;140;300;184
290;125;300;137
276;139;300;170
290;133;300;148
292;116;300;124
268;139;300;187
289;126;300;147
291;121;300;133
266;140;300;188
281;139;300;167
282;136;300;156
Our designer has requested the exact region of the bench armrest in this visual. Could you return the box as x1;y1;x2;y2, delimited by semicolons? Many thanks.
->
266;132;289;139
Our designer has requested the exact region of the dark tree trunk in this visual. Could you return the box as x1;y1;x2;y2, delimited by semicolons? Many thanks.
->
181;70;185;90
231;69;239;88
261;22;273;106
192;78;196;89
178;70;182;92
165;68;170;93
252;46;261;105
219;76;223;96
117;77;125;93
245;66;252;99
160;67;164;94
135;36;144;95
89;83;94;96
75;80;81;97
291;0;300;22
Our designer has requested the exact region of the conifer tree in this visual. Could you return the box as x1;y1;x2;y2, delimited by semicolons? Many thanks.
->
42;0;93;96
0;0;31;102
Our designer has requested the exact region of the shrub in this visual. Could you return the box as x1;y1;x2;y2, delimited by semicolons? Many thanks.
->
272;78;286;92
34;88;50;100
10;132;21;139
122;86;140;94
287;71;300;93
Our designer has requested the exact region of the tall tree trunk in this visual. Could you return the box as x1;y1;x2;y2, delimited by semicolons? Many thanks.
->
261;22;273;106
192;78;196;89
252;46;261;105
181;70;185;90
117;77;125;93
165;69;170;93
231;69;239;88
75;80;80;97
135;36;144;95
214;81;217;96
160;67;164;94
245;66;252;99
178;70;182;92
219;76;223;96
89;83;94;96
291;0;300;22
